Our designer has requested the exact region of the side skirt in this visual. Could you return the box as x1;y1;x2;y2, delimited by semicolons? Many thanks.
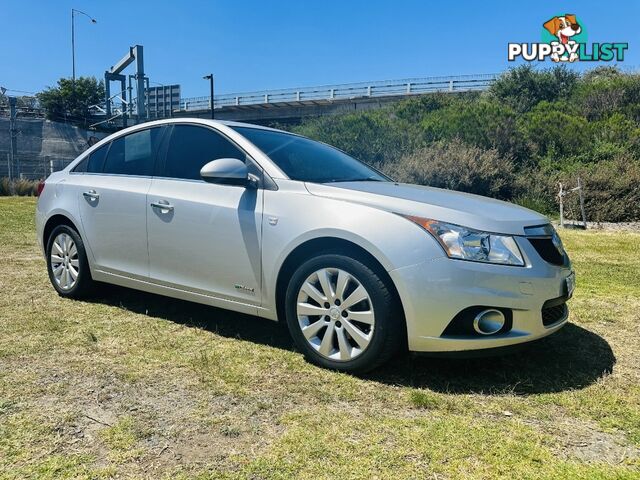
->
92;269;276;320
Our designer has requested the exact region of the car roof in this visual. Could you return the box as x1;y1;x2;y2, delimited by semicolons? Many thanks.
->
111;117;285;134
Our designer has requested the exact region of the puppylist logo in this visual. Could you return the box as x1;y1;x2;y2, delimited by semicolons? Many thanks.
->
508;14;628;63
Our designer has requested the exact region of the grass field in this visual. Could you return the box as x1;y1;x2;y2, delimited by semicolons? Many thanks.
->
1;196;639;479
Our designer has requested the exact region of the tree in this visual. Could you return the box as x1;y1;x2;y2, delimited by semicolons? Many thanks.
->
0;93;34;107
37;77;104;125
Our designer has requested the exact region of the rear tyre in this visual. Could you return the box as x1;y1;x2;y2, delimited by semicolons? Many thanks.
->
46;224;94;298
285;253;403;373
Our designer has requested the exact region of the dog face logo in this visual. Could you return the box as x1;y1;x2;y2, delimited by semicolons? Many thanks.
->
543;14;582;62
543;15;582;44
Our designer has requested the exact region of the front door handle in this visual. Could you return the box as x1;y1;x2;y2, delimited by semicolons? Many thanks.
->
150;200;174;212
82;189;99;200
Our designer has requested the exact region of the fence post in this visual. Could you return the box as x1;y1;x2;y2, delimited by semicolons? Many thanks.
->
577;177;587;228
558;182;565;228
7;153;15;195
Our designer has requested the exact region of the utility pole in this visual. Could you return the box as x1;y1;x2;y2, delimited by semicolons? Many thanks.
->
203;74;214;119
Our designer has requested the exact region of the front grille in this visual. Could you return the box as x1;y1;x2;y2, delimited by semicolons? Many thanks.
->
528;238;565;266
541;301;568;326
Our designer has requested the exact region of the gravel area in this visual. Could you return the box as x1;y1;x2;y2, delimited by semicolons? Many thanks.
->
559;220;640;233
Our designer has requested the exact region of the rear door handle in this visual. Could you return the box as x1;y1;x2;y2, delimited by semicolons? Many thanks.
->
82;189;99;200
150;200;174;211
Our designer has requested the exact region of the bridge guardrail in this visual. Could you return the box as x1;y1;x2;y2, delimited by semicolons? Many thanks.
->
179;73;499;112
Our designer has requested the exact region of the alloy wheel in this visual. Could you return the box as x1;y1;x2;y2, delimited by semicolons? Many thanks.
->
296;268;375;361
50;232;79;291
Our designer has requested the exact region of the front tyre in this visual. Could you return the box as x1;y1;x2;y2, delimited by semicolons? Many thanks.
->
46;225;94;298
285;253;403;373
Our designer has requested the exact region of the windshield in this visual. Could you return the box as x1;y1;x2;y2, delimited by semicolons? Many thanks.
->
231;126;389;183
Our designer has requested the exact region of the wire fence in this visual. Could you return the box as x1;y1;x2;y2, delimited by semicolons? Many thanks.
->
0;152;76;181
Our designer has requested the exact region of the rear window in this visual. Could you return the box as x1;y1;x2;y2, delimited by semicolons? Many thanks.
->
102;128;162;176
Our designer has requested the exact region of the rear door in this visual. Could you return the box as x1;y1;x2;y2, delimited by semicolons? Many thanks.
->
76;127;164;278
146;124;264;305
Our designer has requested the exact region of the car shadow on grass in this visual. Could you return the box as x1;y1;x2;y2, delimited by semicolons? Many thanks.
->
90;284;615;395
371;323;616;394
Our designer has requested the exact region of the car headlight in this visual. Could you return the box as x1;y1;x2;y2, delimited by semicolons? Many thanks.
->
404;216;525;266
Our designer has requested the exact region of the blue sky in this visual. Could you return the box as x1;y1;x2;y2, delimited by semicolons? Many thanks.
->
1;0;638;98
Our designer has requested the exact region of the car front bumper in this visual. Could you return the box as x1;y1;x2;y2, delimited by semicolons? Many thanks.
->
389;237;573;353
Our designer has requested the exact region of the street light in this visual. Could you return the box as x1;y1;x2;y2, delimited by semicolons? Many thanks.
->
71;8;97;83
203;74;214;119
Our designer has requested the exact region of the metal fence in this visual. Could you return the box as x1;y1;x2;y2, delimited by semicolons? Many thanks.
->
179;73;499;112
1;152;76;181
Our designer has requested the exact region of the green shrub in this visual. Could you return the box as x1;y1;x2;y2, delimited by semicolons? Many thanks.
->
574;68;640;121
419;98;528;163
512;194;556;217
292;108;417;166
383;139;516;200
489;65;579;113
518;101;591;162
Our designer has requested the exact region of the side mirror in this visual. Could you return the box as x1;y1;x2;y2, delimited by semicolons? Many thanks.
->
200;158;257;188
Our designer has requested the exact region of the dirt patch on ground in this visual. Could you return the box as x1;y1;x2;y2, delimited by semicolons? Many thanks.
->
13;360;286;476
528;412;640;464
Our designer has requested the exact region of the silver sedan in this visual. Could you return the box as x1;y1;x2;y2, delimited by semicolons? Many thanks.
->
36;119;574;372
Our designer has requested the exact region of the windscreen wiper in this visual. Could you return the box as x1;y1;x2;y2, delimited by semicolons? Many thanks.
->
324;177;385;183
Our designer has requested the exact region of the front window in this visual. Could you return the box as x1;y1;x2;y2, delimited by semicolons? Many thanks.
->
160;125;246;180
231;126;388;183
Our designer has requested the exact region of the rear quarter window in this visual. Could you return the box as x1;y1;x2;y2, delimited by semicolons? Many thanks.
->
72;143;109;173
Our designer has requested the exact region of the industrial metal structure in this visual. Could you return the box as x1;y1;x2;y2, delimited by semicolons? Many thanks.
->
103;45;146;126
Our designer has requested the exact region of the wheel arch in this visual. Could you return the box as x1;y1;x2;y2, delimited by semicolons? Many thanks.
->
43;214;82;247
275;237;406;335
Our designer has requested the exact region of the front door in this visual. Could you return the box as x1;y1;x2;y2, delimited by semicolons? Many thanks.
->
146;124;263;305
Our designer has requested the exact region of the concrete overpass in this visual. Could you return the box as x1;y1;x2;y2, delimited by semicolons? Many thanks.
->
162;73;498;125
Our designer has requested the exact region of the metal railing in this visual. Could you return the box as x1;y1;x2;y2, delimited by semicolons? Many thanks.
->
179;73;499;112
